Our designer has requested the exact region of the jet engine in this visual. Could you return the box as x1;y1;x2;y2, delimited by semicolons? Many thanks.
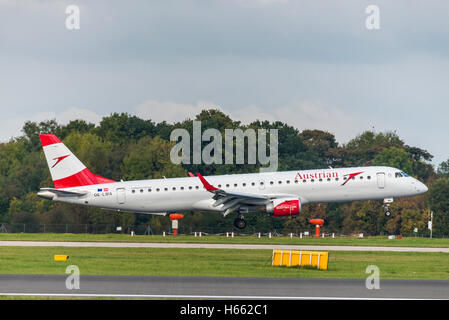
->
265;198;301;217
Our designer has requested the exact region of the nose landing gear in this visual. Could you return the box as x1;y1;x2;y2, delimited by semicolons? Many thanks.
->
383;198;393;217
384;204;391;217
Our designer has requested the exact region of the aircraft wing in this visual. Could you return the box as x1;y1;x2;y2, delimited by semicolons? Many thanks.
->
196;173;270;216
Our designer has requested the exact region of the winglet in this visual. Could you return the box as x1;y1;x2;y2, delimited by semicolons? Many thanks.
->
188;172;195;177
196;173;219;191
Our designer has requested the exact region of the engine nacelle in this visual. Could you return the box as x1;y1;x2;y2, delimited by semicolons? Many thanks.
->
266;198;301;217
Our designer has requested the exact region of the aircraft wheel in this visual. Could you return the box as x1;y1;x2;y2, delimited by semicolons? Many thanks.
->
384;204;391;217
234;218;247;229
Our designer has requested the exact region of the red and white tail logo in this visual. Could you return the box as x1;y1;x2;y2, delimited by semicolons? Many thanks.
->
40;134;115;189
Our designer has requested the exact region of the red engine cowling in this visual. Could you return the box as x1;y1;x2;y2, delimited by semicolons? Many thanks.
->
266;198;301;217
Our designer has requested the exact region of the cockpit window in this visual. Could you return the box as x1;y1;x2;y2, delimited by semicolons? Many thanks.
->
396;171;410;178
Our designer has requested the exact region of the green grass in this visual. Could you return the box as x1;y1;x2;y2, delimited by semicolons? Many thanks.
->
1;246;449;280
0;233;447;248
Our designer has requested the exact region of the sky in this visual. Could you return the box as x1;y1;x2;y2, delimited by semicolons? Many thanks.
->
1;0;448;166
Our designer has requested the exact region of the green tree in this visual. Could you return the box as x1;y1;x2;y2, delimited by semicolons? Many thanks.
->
372;147;413;174
122;136;186;180
427;178;449;236
63;132;114;179
437;159;449;177
94;113;155;144
299;129;338;168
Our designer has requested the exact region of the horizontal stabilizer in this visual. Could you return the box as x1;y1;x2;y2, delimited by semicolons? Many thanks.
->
37;188;87;200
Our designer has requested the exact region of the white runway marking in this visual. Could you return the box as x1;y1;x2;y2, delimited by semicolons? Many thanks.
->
0;293;424;300
0;241;449;252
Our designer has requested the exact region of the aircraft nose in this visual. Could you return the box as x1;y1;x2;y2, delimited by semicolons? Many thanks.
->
414;180;428;194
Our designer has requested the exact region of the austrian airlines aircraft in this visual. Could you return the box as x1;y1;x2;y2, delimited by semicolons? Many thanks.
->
37;134;428;229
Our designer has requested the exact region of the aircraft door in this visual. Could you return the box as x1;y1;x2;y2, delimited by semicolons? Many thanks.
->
117;188;126;204
377;173;385;189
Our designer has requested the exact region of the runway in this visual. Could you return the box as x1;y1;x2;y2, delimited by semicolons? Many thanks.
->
1;240;449;252
1;241;448;299
0;274;448;299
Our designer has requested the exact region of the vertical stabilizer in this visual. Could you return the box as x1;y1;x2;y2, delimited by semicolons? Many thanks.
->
40;134;115;189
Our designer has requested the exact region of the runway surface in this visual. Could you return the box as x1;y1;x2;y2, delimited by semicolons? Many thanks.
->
1;240;449;252
0;274;448;299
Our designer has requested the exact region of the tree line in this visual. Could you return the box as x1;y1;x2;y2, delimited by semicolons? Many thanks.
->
1;109;449;236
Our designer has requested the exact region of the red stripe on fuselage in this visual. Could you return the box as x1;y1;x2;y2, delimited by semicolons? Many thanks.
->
53;168;116;189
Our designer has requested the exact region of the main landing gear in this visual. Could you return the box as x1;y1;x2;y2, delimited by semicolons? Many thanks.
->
234;214;247;229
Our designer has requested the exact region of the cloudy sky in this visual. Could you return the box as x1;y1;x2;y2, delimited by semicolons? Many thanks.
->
1;0;448;165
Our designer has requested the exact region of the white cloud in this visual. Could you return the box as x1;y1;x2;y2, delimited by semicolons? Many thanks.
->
232;101;367;143
134;99;366;143
0;107;102;142
135;100;223;123
233;0;289;6
53;107;103;125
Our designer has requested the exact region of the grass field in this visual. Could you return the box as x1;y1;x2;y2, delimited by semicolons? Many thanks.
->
0;232;447;247
1;233;449;281
1;246;449;280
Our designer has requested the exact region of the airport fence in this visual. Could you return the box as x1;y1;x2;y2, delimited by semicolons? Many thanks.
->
0;222;327;237
0;222;442;238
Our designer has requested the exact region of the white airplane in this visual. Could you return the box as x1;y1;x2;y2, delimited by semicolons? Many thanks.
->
37;134;428;229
